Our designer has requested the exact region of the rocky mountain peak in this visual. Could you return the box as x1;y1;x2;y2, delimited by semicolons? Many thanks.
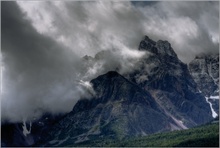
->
129;35;212;128
133;36;187;88
156;40;177;58
144;35;156;45
138;36;157;53
189;53;219;96
91;71;127;89
138;35;177;58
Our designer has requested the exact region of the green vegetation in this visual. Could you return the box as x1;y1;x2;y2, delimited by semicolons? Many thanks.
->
73;123;219;147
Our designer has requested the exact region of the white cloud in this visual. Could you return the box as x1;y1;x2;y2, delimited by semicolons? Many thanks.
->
17;1;219;63
138;1;219;62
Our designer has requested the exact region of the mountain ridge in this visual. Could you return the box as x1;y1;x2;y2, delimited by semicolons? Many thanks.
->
35;36;213;146
38;70;180;146
1;35;217;147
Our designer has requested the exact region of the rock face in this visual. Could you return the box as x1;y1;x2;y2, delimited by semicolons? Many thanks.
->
127;36;212;127
189;54;219;96
189;54;219;117
39;71;183;146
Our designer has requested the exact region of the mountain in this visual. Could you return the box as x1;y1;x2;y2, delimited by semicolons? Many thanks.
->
1;36;215;147
37;71;182;146
36;36;213;146
189;54;219;117
126;36;213;127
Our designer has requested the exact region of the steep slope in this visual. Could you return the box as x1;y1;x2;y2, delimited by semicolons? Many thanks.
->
189;54;219;117
38;71;180;146
126;36;212;127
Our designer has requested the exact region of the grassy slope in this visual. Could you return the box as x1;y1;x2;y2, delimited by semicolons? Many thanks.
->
73;123;219;147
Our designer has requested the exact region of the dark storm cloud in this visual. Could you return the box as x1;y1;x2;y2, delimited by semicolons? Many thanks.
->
17;1;147;56
1;1;94;123
1;1;146;123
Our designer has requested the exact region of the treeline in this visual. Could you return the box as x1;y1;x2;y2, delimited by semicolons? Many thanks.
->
73;123;219;147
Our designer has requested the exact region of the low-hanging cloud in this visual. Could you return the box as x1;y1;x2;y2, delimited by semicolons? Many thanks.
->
1;2;93;123
1;1;219;123
1;1;147;123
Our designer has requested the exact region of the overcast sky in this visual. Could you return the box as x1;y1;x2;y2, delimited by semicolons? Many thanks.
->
16;1;219;61
1;1;219;123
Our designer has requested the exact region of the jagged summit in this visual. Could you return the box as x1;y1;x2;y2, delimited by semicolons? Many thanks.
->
156;40;177;57
139;35;157;53
138;35;177;58
129;35;212;127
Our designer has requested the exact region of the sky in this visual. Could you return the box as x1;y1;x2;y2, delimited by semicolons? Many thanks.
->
1;1;219;123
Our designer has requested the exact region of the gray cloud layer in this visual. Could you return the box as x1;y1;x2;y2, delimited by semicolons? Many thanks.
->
1;1;219;123
1;1;146;123
138;1;219;61
1;2;92;122
17;1;219;62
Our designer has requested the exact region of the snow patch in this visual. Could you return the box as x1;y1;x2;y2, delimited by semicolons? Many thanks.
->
22;120;32;137
205;97;218;118
210;95;219;100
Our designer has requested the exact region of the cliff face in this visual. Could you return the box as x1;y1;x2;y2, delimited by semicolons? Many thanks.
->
128;36;212;127
189;54;219;117
189;54;219;96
